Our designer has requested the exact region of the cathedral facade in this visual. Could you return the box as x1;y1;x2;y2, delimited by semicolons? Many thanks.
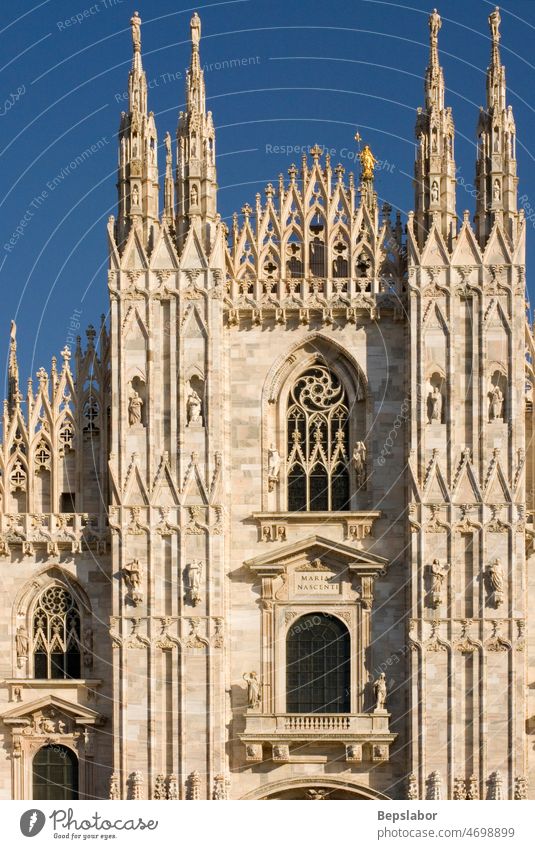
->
1;8;534;801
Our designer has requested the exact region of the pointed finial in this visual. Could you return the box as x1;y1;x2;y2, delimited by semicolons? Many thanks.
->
10;320;16;343
310;144;323;162
131;11;141;53
191;12;201;48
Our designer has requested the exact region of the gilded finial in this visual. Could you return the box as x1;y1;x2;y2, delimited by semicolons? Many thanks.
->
131;11;141;52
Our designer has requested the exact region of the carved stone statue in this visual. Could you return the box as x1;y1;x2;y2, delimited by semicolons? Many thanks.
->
186;388;202;424
352;441;367;488
489;384;504;421
429;385;442;422
431;180;439;203
128;390;143;426
187;560;203;606
373;672;387;711
487;557;504;607
190;12;201;47
165;131;172;163
489;6;501;43
132;185;139;206
131;11;141;52
267;446;281;491
493;178;501;201
190;184;198;207
123;559;143;605
429;8;441;41
429;558;449;607
243;671;261;709
16;625;29;667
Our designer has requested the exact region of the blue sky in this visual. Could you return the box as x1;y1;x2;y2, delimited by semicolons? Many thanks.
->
1;0;535;390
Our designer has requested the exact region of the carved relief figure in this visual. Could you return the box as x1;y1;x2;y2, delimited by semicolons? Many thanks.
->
429;558;449;607
123;559;143;605
243;671;261;709
489;384;504;421
487;557;504;607
16;625;29;667
429;385;443;422
186;560;203;606
186;388;202;424
352;441;367;488
267;445;281;491
128;390;143;426
373;672;387;711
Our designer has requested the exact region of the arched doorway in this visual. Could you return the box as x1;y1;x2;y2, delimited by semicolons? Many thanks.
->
33;745;78;800
286;613;350;713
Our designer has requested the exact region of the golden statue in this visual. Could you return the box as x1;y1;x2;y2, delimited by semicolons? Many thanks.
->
359;144;377;180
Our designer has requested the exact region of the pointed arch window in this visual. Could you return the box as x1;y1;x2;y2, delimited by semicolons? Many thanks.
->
287;366;350;511
33;586;81;679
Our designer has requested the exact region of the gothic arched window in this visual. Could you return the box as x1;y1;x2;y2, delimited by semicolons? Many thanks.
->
33;745;78;800
33;586;81;679
286;614;350;713
287;366;350;511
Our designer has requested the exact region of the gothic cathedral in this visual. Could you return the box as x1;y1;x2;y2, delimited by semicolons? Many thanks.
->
1;8;533;801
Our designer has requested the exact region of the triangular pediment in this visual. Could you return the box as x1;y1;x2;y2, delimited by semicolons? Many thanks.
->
453;462;482;503
245;534;388;574
2;694;104;727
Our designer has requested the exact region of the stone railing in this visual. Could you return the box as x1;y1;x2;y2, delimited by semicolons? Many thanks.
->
239;710;396;764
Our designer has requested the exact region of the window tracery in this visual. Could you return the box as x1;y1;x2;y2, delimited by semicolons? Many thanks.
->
287;366;350;511
32;586;81;679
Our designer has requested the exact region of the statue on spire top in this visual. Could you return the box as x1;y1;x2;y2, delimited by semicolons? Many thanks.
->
429;8;441;41
489;6;501;43
191;12;201;47
131;11;141;52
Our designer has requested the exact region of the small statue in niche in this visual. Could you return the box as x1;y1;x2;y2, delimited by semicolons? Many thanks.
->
489;384;504;422
352;441;367;488
122;559;143;606
132;185;139;206
373;672;387;711
190;184;198;207
429;558;449;608
186;388;202;425
493;179;501;202
243;671;261;709
16;625;29;668
431;180;439;203
486;557;504;607
428;385;443;423
83;626;94;671
186;560;203;606
128;390;143;426
267;446;281;491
